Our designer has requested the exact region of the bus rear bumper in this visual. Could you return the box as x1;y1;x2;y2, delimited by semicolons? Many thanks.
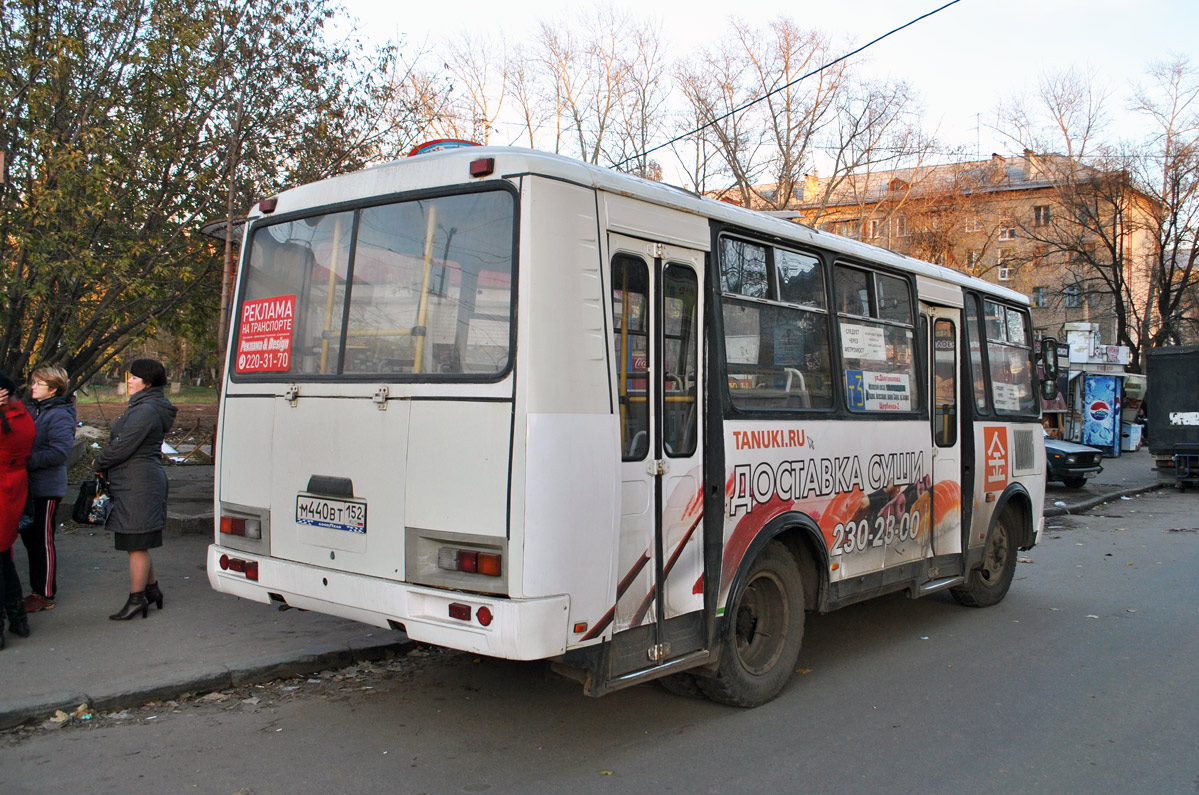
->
207;544;570;661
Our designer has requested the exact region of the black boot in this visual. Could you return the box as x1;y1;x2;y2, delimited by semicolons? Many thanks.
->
109;592;149;621
4;597;30;638
0;614;6;650
145;581;164;610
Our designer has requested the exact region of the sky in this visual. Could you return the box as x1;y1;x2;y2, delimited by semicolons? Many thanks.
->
340;0;1199;180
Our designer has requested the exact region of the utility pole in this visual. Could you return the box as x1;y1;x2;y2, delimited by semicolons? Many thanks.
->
217;97;245;386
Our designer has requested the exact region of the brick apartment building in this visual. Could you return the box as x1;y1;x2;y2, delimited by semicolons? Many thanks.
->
718;151;1160;345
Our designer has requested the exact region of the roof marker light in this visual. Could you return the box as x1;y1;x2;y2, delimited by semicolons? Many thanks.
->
469;158;494;178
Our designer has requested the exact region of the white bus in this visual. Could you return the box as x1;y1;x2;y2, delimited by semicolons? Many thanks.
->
209;147;1056;706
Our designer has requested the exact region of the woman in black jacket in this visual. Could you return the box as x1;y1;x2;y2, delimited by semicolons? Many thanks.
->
93;359;177;621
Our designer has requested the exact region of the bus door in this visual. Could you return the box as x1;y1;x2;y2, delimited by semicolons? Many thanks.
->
607;233;706;677
928;306;964;560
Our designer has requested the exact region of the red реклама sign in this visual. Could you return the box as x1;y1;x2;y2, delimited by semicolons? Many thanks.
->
236;295;295;373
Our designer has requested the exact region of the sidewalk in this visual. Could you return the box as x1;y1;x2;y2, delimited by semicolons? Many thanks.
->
0;448;1165;730
1;465;410;731
1043;445;1164;517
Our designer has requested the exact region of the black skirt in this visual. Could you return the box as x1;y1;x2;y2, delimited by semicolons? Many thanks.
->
114;530;162;551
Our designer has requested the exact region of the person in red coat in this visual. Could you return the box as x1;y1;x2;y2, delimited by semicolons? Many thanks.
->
0;371;36;649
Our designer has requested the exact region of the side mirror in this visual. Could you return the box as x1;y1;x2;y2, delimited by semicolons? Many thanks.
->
1040;337;1060;401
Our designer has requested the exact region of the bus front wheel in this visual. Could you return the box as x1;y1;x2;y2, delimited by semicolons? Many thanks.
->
699;541;804;708
951;513;1018;608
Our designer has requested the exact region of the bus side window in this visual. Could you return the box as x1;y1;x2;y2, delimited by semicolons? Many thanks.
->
836;265;918;413
933;318;957;447
612;255;650;459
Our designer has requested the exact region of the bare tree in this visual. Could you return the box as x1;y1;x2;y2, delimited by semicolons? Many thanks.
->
675;17;927;212
439;31;509;144
1130;56;1199;348
535;6;636;164
602;17;671;179
999;67;1178;369
508;41;556;149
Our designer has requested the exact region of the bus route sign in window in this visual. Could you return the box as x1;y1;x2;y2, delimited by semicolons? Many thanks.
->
835;265;918;413
235;188;515;379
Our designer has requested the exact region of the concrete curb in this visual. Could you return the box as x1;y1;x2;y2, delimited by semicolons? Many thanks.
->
1043;483;1164;518
0;639;415;732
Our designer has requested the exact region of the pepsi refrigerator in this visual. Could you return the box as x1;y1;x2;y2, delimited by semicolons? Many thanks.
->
1082;374;1122;457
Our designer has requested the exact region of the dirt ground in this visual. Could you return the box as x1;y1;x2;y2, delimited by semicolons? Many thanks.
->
74;400;218;430
73;400;219;457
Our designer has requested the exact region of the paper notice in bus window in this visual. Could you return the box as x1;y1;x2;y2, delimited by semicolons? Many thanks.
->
467;319;508;349
725;335;760;364
992;382;1021;411
840;323;886;361
856;370;911;411
236;295;295;373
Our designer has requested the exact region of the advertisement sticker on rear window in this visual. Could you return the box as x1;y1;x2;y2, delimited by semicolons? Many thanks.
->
236;295;295;373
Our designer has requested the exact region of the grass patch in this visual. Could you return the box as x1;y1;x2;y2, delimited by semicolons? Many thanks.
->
75;385;218;403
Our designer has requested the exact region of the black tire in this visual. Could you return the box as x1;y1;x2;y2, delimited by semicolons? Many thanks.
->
951;513;1018;608
1062;476;1087;489
656;672;706;699
698;541;804;707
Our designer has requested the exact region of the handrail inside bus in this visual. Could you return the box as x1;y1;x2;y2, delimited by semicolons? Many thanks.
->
412;208;438;374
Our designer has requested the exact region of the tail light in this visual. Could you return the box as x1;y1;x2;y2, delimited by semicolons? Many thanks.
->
220;515;262;539
219;554;259;581
437;547;502;577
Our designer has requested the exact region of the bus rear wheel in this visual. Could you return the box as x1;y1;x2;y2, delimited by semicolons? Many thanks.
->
699;541;804;708
951;513;1018;608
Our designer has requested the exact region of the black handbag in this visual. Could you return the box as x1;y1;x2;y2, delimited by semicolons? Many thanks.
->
72;475;113;525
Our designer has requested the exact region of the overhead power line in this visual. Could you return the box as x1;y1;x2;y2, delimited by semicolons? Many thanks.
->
613;0;963;170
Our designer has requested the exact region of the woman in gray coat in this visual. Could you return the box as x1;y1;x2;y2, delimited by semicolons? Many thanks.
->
94;359;177;621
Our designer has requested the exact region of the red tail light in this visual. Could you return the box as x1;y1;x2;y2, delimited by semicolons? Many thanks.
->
220;515;261;539
438;546;502;577
218;553;258;580
221;517;246;536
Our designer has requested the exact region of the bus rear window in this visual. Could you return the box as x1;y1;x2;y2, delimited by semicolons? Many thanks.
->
234;189;515;379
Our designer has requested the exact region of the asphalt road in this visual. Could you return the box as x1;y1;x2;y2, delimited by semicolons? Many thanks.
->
3;488;1197;795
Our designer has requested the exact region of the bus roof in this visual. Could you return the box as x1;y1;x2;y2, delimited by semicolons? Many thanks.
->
256;146;1030;307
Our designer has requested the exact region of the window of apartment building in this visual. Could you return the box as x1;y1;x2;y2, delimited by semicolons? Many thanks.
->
1030;286;1046;307
997;248;1015;281
999;226;1017;240
966;249;981;271
835;220;861;239
1033;205;1051;226
965;216;982;233
893;215;908;237
1064;285;1082;308
866;219;882;239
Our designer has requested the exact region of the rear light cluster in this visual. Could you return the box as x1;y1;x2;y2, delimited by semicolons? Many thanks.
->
448;602;493;627
218;554;259;581
438;547;501;577
220;516;262;539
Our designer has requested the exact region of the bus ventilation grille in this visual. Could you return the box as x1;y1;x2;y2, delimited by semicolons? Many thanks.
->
1013;428;1037;474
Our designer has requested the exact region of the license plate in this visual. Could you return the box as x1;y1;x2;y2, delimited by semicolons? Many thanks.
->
296;495;367;534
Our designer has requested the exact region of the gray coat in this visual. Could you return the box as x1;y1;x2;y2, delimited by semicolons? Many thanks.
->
93;387;177;535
